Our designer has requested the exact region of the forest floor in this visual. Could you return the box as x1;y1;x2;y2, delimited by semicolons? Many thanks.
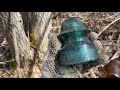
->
0;12;120;78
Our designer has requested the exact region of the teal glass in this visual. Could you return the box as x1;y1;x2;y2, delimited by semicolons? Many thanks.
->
58;17;99;66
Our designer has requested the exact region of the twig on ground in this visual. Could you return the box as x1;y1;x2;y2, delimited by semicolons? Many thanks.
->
104;12;120;20
0;48;9;58
110;33;120;60
98;17;120;36
89;69;97;78
110;51;119;60
73;66;83;78
117;34;120;44
0;59;14;65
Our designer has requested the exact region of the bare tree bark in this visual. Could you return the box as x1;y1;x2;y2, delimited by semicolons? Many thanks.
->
20;12;52;77
28;12;52;77
0;12;52;77
0;12;31;77
0;12;31;66
30;12;51;59
10;12;22;77
21;12;51;60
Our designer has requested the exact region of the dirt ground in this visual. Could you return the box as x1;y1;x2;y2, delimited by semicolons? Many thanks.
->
0;12;120;78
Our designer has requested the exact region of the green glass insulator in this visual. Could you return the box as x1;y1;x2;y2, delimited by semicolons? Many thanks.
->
58;17;99;66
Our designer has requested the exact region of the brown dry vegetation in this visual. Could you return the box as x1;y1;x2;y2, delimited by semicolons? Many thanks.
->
0;12;120;78
52;12;120;78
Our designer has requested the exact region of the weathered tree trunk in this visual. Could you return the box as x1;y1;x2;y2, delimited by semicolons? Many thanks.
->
0;12;31;77
21;12;52;77
0;12;52;78
30;12;51;60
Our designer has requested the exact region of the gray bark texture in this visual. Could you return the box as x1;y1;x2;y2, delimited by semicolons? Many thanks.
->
0;12;31;67
0;12;51;78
